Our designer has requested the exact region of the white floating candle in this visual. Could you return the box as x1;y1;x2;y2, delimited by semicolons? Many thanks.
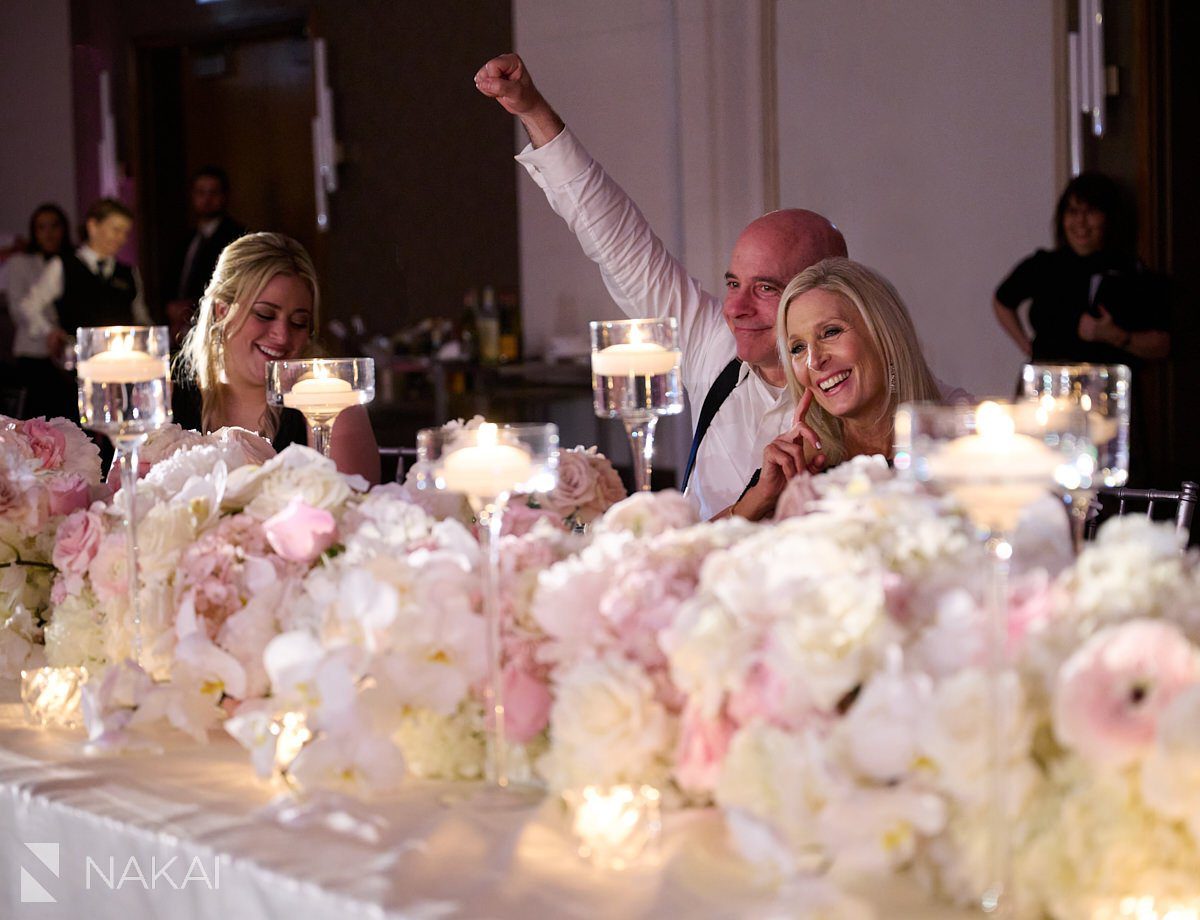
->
283;374;359;411
76;350;166;384
928;401;1064;531
441;423;534;497
591;342;680;377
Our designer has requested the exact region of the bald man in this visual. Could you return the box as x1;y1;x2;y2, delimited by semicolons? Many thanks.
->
477;53;847;519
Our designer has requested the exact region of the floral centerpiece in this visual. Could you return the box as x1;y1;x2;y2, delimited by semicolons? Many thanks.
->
1;416;103;674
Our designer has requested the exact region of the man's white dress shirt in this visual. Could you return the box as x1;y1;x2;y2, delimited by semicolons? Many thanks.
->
516;128;793;520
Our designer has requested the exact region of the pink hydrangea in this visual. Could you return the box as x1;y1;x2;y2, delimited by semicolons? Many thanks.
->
1053;618;1200;766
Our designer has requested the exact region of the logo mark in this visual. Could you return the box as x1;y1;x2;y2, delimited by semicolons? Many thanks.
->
21;842;59;903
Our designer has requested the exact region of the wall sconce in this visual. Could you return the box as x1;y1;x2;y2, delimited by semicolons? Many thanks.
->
312;38;339;232
98;71;120;198
1067;0;1107;176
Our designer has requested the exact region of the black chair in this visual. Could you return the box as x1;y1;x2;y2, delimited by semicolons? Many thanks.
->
0;385;26;418
1086;481;1199;546
378;445;418;483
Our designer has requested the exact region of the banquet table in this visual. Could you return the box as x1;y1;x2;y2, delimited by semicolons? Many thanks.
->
0;685;971;920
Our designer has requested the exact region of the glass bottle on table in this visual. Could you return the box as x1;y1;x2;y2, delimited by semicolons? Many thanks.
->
477;285;500;366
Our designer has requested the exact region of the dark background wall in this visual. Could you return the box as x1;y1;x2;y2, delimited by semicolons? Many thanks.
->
68;0;516;338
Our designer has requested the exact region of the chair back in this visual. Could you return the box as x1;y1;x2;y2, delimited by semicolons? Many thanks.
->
1086;481;1199;547
378;445;418;483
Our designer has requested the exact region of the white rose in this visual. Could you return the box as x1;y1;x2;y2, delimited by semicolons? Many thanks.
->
242;446;363;518
540;654;672;791
137;501;197;580
595;490;698;538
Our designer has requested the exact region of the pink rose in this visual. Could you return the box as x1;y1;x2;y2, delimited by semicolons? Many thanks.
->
675;704;735;792
502;502;564;537
594;459;626;507
502;666;552;743
19;418;66;471
263;497;337;564
1053;618;1200;767
547;448;599;511
46;473;91;517
53;508;105;577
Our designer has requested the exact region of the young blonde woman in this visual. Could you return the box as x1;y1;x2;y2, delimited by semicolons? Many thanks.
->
174;231;380;484
729;257;947;520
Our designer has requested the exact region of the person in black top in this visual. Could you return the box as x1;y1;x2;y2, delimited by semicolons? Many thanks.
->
166;167;245;348
992;173;1170;366
174;231;380;483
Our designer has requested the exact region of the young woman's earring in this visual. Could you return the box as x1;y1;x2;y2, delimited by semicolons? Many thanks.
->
888;363;897;393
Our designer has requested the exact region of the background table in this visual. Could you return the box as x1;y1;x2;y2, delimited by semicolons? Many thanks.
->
0;686;970;919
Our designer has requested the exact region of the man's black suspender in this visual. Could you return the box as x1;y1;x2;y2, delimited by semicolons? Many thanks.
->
680;358;742;491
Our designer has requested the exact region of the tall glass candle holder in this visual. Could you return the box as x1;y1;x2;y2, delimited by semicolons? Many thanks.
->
76;325;171;665
895;399;1095;916
266;357;375;457
1021;363;1130;551
590;318;683;491
414;422;558;791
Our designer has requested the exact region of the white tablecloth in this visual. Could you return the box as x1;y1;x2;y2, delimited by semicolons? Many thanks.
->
0;685;971;919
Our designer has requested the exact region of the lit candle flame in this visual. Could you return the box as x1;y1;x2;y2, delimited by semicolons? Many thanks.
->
976;401;1015;440
478;422;498;448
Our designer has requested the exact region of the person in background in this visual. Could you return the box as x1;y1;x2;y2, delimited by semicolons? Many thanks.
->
475;52;847;520
992;172;1169;365
16;198;149;420
174;231;380;484
167;166;245;348
728;258;945;520
4;204;73;417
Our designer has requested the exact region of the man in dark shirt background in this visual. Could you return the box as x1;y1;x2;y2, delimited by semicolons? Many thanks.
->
166;166;244;346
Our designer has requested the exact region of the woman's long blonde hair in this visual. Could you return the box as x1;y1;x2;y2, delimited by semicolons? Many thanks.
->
176;232;319;438
776;257;940;465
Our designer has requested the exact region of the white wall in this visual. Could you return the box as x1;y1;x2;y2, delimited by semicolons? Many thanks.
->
513;0;773;469
774;0;1059;395
0;0;77;236
509;0;1061;461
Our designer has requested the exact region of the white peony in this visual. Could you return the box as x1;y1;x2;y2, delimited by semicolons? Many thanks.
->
539;653;672;792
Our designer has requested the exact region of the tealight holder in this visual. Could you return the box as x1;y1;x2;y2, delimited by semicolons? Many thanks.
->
895;398;1094;916
590;318;683;491
266;357;375;458
77;325;172;665
565;784;662;870
21;667;89;729
1021;363;1131;552
415;422;558;791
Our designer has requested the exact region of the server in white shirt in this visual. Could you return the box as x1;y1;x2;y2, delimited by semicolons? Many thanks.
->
475;53;848;519
4;203;73;418
18;198;151;420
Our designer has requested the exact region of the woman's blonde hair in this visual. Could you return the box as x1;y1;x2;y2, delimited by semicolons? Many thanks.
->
176;232;319;438
776;257;940;465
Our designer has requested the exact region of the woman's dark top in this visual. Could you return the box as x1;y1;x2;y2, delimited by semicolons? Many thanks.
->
171;378;309;453
995;248;1169;367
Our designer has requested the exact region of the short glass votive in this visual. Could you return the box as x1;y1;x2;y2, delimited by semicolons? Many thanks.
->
21;667;88;729
590;317;684;491
566;784;662;870
266;357;375;457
